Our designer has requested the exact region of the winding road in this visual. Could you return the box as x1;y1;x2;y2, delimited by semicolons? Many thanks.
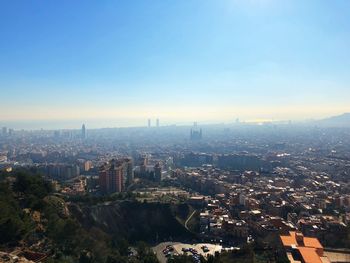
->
184;210;197;231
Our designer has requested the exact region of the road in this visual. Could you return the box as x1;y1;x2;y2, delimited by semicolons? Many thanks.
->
184;210;197;231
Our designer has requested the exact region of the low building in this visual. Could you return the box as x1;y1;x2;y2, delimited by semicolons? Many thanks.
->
280;231;330;263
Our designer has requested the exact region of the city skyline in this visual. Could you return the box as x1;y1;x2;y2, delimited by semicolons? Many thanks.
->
1;0;350;127
2;2;350;262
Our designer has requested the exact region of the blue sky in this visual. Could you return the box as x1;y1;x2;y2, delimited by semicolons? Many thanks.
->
1;0;350;128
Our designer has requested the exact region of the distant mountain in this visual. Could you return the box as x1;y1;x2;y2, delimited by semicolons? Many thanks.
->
316;113;350;127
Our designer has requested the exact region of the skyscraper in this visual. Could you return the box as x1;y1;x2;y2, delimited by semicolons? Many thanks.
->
81;124;86;139
148;119;151;128
156;118;159;127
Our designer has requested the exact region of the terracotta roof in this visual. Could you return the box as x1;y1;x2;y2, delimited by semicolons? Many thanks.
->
280;234;297;247
281;231;323;249
280;231;327;263
303;237;323;249
298;247;323;263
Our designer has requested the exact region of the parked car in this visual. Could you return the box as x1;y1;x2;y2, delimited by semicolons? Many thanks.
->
166;245;174;251
182;248;189;253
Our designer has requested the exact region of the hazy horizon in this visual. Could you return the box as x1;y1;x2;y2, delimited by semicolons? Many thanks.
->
1;112;349;130
1;1;350;126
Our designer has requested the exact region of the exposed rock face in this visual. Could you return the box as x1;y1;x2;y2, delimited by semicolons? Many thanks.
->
69;201;194;242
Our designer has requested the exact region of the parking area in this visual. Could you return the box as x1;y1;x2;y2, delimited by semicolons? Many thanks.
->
153;242;222;263
153;242;180;263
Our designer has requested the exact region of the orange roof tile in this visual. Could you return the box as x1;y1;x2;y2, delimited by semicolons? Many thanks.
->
280;231;323;249
280;235;297;247
298;247;323;263
280;231;327;263
303;237;323;249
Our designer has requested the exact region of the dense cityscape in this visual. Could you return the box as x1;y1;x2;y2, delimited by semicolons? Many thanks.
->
1;116;350;262
1;1;350;262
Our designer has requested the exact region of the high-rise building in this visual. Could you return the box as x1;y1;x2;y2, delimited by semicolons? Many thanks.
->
148;119;151;128
110;164;123;193
84;160;93;172
82;124;86;139
2;127;7;136
190;122;202;141
124;158;134;186
190;128;202;141
156;118;159;127
154;162;162;182
99;159;125;193
99;170;108;193
139;155;148;177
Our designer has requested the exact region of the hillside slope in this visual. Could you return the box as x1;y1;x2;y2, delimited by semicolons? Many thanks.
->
316;113;350;127
70;201;194;243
